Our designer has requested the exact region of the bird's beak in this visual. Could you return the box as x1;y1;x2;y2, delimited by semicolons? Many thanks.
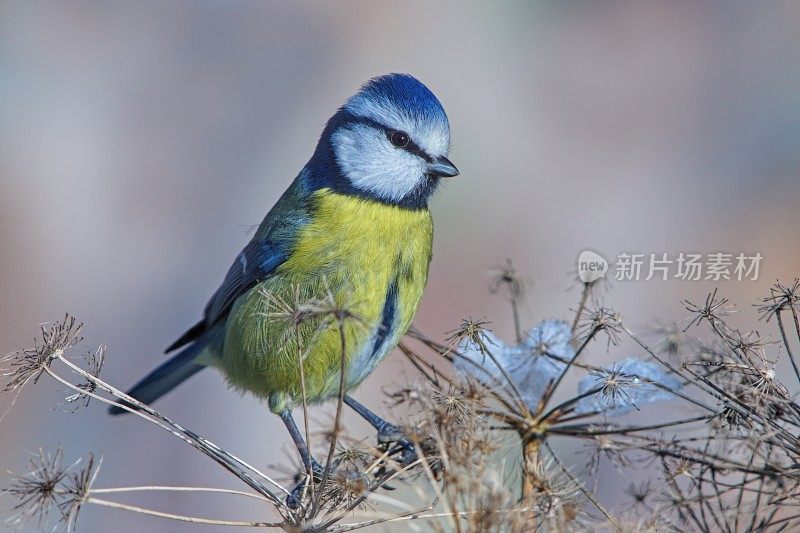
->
426;156;459;178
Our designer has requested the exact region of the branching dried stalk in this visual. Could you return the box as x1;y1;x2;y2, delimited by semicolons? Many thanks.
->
4;276;800;531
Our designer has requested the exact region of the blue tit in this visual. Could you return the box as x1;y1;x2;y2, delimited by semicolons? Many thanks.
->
110;74;458;501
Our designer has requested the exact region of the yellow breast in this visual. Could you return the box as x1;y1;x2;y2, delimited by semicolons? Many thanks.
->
220;189;433;412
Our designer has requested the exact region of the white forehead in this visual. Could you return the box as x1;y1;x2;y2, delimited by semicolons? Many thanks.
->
345;93;451;158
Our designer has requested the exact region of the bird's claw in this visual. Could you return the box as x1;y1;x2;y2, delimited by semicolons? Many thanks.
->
286;460;326;510
377;424;420;466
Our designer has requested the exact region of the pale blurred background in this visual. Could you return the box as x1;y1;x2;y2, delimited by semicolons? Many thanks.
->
2;1;799;531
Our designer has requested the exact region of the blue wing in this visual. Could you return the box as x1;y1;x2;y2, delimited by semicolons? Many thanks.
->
207;240;286;325
165;239;287;352
165;175;311;353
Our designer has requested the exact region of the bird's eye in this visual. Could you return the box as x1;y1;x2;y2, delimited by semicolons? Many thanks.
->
390;131;410;148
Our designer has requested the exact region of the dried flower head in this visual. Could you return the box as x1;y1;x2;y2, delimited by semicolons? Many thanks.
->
683;289;735;331
624;479;654;505
3;448;97;531
3;448;69;528
2;315;82;395
489;258;526;303
318;467;369;510
756;279;800;321
58;453;99;531
581;433;630;478
446;317;494;355
576;358;681;416
64;345;106;410
652;321;688;361
576;305;623;347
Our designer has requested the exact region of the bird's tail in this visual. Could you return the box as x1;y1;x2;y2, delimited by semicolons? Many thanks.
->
108;341;207;415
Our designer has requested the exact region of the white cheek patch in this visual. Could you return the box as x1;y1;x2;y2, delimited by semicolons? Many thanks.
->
332;124;428;202
345;94;450;158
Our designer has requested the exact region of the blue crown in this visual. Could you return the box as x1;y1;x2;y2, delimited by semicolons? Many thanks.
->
356;73;448;123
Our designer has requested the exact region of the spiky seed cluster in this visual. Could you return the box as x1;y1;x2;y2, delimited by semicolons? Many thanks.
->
756;278;800;321
576;305;623;346
591;365;640;407
489;258;526;302
624;479;654;505
652;322;687;360
683;289;735;330
64;345;106;409
2;315;82;394
2;449;96;532
446;317;494;355
318;467;369;510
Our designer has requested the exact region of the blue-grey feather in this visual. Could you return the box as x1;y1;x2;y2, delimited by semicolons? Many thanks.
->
109;339;206;414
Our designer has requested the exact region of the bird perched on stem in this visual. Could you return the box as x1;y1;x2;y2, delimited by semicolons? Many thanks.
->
110;73;458;505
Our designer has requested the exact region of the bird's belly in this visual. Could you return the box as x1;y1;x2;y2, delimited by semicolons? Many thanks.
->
218;192;432;413
220;270;413;413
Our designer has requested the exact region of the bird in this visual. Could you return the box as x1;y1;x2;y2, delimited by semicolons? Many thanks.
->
110;73;458;504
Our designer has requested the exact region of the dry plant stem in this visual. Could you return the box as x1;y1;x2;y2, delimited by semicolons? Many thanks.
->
310;318;348;516
620;324;691;381
551;413;712;436
538;325;601;408
309;456;426;532
415;331;526;416
571;281;593;333
327;504;534;533
537;385;604;422
448;352;526;415
791;304;800;350
682;364;795;451
47;357;288;506
511;288;523;344
479;344;530;416
538;347;717;413
398;343;442;387
411;329;530;416
85;497;278;527
544;442;621;531
520;436;542;500
733;447;758;533
90;486;271;501
322;478;441;532
295;321;314;502
776;310;800;386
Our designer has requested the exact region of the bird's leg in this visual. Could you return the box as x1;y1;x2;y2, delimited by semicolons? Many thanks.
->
343;395;417;465
280;410;324;509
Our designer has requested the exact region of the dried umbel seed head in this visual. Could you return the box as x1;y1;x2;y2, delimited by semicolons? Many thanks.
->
3;449;97;532
2;315;83;395
322;469;368;508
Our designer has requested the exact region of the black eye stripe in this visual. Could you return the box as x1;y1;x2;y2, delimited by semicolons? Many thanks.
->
344;115;433;162
386;130;431;162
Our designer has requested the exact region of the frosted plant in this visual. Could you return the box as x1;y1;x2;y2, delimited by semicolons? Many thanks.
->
455;320;571;409
575;357;682;416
